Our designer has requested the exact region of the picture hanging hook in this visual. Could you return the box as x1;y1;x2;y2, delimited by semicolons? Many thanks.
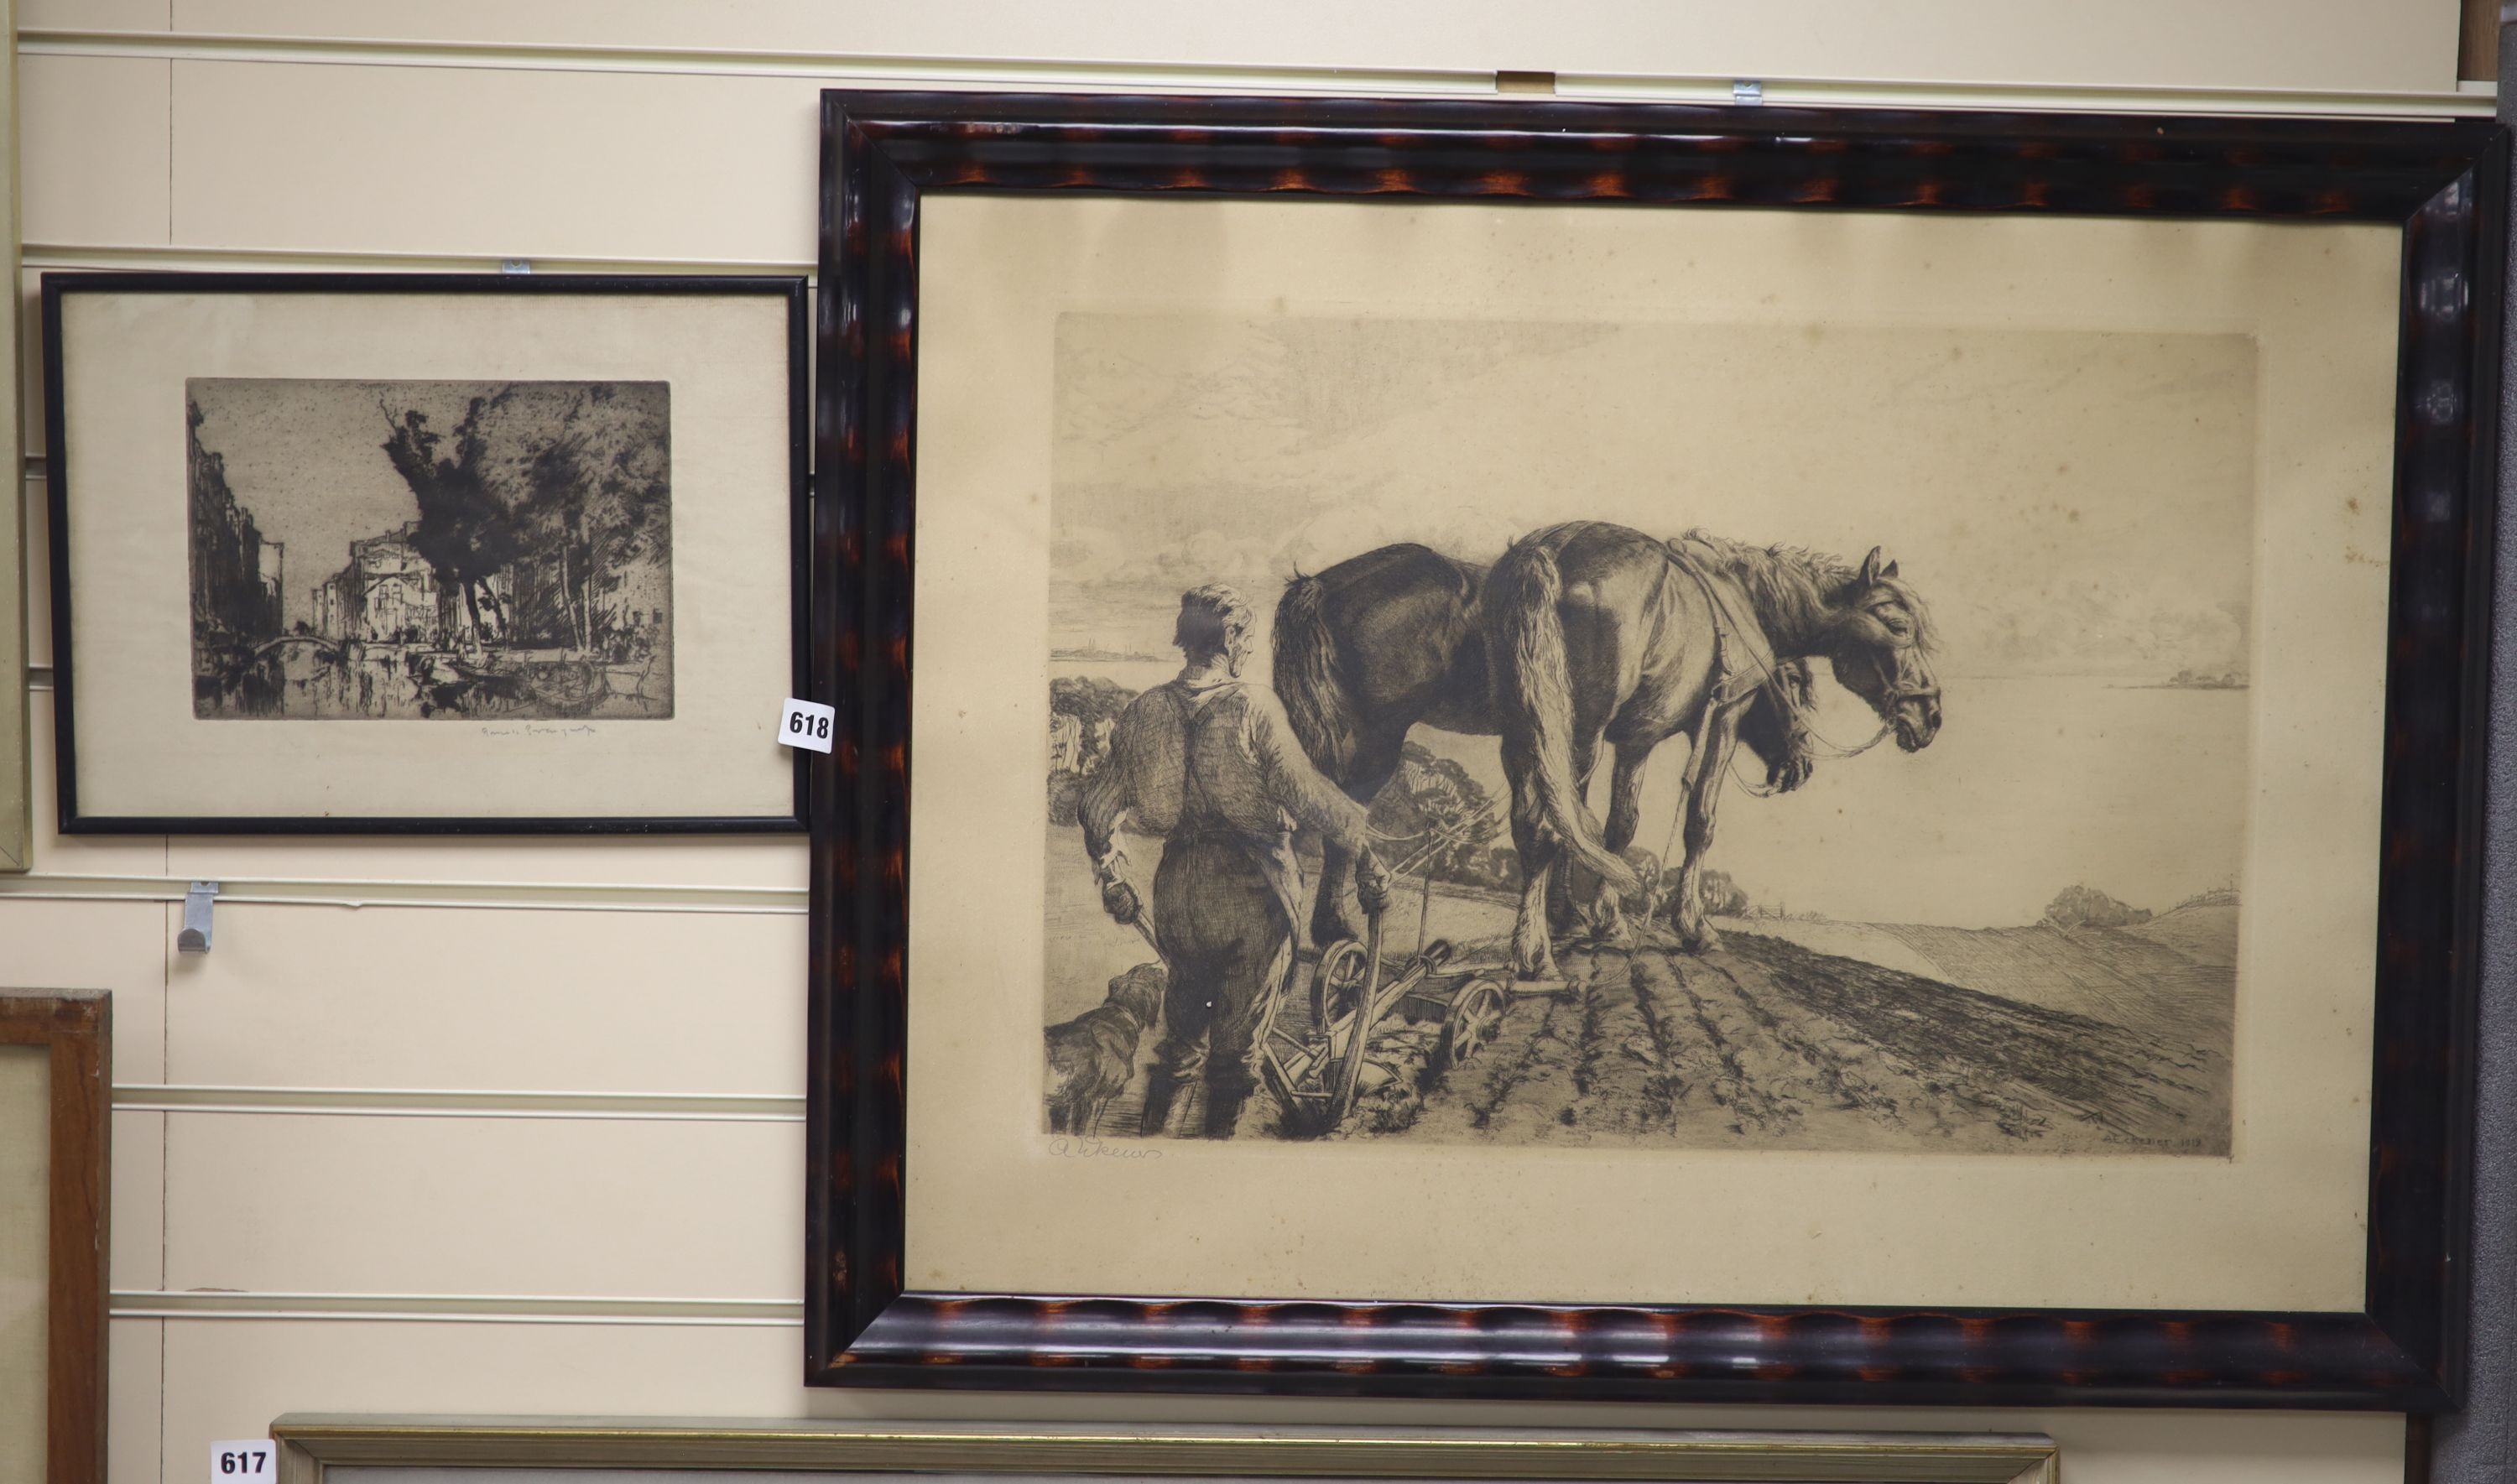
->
176;882;220;954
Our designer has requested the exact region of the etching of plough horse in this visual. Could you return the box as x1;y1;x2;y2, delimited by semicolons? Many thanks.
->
1273;520;1943;981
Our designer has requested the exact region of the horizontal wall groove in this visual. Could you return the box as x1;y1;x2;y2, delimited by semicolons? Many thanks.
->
23;28;1498;93
112;1084;805;1121
0;872;805;915
108;1290;804;1325
26;243;815;274
17;27;2494;117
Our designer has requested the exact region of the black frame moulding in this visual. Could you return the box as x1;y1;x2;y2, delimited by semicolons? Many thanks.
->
42;271;812;836
806;91;2505;1408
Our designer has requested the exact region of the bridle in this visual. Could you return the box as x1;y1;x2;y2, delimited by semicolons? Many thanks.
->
1837;632;1940;747
1660;538;1915;764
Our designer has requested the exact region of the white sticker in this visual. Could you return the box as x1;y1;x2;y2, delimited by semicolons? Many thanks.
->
778;696;836;753
211;1441;277;1484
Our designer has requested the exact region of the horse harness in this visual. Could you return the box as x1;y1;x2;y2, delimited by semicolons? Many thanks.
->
1657;535;1895;775
1660;537;1780;720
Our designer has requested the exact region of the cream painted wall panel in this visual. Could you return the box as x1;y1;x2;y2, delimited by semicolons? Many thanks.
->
163;904;804;1091
171;63;817;261
159;1321;818;1459
161;1113;798;1298
0;897;165;1078
108;1319;163;1484
149;1316;2405;1484
160;835;807;892
21;0;165;32
20;689;178;874
112;1108;164;1288
157;0;2462;96
20;55;169;248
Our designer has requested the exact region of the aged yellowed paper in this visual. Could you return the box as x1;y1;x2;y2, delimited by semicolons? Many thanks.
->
908;195;2393;1311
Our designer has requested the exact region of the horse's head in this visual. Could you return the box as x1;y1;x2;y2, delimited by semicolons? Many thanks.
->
1738;657;1818;791
1827;548;1941;752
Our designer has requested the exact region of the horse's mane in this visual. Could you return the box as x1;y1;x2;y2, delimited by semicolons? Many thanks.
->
1681;529;1939;653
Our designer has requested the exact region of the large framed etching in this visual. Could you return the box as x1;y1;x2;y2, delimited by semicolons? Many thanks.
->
807;92;2503;1406
43;273;808;834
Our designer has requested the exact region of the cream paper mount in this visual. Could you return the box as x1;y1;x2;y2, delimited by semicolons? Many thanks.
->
44;273;808;834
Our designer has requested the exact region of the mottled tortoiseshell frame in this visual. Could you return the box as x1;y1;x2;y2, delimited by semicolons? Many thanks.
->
809;91;2504;1409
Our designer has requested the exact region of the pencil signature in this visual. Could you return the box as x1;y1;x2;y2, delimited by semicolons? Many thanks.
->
1047;1136;1162;1161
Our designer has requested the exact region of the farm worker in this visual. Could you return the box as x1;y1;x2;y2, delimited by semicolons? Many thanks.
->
1081;583;1394;1138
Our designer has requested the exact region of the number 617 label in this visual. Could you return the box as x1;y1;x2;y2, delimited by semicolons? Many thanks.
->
211;1441;276;1481
778;697;836;754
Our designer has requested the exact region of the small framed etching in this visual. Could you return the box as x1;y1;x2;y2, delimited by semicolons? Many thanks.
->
42;273;808;834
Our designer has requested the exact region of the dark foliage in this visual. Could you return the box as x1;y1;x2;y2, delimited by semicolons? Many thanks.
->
2043;883;2154;929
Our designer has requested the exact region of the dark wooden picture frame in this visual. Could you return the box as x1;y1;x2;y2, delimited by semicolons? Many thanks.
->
0;991;110;1484
806;91;2504;1408
43;272;811;836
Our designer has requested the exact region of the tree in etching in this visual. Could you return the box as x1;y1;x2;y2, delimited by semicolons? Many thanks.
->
379;396;528;650
376;383;670;657
520;383;671;655
1364;743;1504;888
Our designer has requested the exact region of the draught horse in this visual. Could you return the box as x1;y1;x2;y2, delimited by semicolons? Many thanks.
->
1486;522;1941;976
1270;534;1847;968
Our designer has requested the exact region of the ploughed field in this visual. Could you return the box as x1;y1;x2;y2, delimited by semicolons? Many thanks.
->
1345;907;2233;1153
1056;837;2236;1153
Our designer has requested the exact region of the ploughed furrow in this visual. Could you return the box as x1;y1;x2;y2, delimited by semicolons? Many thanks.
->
1480;948;1600;1141
1707;954;1921;1134
1559;945;1667;1137
1626;947;1719;1132
1404;970;1573;1143
1664;950;1814;1138
1725;934;2223;1148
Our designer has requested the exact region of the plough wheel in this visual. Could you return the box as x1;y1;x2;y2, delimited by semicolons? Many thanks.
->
1438;977;1508;1074
1325;918;1385;1131
1310;939;1369;1030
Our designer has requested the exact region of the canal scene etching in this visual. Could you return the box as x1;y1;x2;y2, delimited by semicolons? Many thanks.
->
187;377;673;721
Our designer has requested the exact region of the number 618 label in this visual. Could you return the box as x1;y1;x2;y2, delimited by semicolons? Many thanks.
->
778;697;836;754
211;1441;276;1481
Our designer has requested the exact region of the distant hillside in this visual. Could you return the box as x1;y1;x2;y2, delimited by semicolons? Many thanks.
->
2126;903;2239;971
1725;901;2235;1055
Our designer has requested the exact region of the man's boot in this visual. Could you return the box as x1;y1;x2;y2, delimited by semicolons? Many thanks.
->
1202;1080;1252;1139
1138;1075;1177;1137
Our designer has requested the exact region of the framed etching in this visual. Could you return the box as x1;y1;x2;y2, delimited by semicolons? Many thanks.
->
0;992;109;1484
270;1419;2059;1484
43;273;808;834
807;92;2503;1405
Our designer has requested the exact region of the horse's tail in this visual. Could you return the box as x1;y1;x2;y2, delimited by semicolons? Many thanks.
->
1489;534;1637;893
1273;571;1355;778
